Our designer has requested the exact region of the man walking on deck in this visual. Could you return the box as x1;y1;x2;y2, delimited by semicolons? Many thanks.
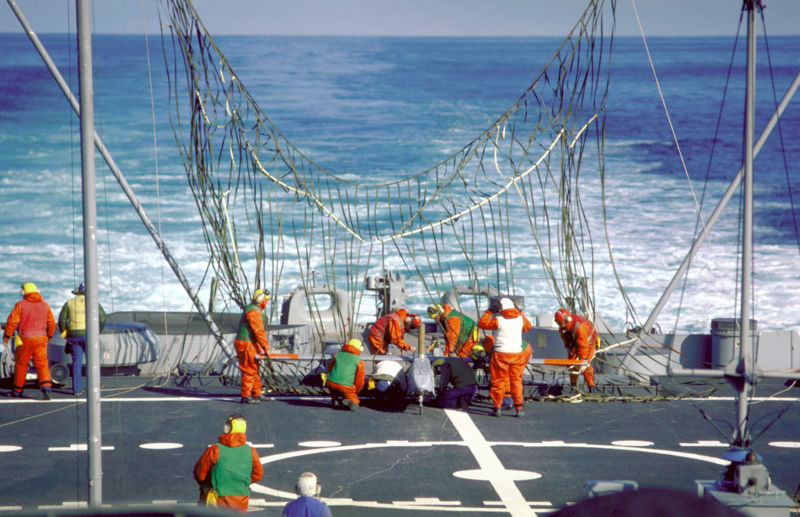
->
325;338;365;410
365;308;420;355
3;282;55;400
478;297;532;417
194;414;262;513
555;308;598;393
58;282;106;395
234;289;270;404
428;303;478;358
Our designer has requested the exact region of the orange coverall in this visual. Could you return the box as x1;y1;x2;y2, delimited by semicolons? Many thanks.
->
3;292;55;394
325;342;365;405
233;302;269;398
437;304;478;357
478;306;532;410
366;309;414;354
559;312;598;388
193;431;263;512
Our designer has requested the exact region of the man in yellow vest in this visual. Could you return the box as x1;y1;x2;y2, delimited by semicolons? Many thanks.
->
58;283;106;395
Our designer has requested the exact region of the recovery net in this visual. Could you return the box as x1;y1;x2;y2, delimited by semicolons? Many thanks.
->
159;0;631;392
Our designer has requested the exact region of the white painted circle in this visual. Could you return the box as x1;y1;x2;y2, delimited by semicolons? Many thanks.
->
453;468;542;482
611;440;653;447
298;441;341;448
0;445;22;452
768;441;800;448
139;442;183;450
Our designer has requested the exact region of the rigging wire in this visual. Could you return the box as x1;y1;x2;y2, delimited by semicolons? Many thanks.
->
140;0;170;344
759;9;800;259
631;0;706;229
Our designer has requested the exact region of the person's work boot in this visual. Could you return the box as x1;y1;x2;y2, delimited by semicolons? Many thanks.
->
10;390;22;398
515;407;524;417
490;407;501;417
240;396;260;404
342;399;358;411
42;388;51;401
255;393;271;401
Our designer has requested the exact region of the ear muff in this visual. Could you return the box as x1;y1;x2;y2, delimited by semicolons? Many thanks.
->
224;414;246;434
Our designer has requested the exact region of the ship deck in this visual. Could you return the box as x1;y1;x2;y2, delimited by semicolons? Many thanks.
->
1;376;799;516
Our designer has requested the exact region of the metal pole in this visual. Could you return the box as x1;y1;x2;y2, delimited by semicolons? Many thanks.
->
5;0;232;360
734;0;757;447
76;0;102;505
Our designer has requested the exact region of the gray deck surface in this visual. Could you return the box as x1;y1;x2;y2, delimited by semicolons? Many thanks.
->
1;376;798;516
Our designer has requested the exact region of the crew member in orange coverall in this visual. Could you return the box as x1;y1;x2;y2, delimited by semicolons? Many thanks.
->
324;338;365;410
555;308;598;393
234;289;270;404
478;297;532;417
193;414;262;513
3;282;55;400
365;308;421;355
427;303;478;357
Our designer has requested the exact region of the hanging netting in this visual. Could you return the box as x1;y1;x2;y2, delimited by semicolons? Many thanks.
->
159;0;627;369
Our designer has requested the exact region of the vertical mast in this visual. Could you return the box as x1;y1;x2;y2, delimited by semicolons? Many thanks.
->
76;0;102;505
734;0;756;447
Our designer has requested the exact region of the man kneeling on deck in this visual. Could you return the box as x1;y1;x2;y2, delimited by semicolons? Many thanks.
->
324;338;365;410
432;355;478;410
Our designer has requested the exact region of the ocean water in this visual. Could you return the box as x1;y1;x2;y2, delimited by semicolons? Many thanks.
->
1;31;799;335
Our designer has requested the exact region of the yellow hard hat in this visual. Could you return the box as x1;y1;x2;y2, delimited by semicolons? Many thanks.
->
470;344;486;360
20;282;38;295
225;414;246;434
252;289;270;304
427;304;443;319
348;338;363;351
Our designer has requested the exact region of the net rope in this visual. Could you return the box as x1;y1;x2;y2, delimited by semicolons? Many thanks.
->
157;0;640;393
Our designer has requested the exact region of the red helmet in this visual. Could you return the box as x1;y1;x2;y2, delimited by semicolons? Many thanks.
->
554;308;570;326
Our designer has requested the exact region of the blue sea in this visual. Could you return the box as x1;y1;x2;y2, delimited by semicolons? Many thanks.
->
1;31;799;334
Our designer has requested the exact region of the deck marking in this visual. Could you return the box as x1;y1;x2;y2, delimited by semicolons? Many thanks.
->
0;445;22;452
249;443;275;449
769;441;800;448
444;409;535;517
610;440;653;447
298;440;340;448
454;469;541;482
48;444;115;452
250;438;729;512
679;440;728;447
139;442;183;450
